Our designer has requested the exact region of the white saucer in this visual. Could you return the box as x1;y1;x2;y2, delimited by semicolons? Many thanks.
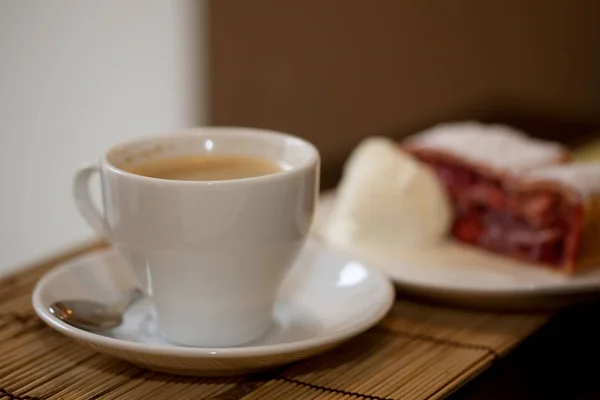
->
32;239;394;376
312;192;600;310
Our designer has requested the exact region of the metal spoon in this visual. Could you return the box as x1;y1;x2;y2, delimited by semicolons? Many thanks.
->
48;288;144;332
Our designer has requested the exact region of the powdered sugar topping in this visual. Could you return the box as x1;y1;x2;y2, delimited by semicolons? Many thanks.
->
403;121;568;174
524;162;600;198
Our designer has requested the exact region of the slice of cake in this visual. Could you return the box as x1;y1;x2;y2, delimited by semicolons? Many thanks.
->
401;121;588;273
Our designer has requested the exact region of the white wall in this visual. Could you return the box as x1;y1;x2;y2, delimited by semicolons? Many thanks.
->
0;1;207;274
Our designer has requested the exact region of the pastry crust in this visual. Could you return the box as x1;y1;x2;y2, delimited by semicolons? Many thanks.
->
578;192;600;272
518;163;600;273
402;121;570;177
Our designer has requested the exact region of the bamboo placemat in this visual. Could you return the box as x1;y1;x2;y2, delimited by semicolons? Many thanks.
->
0;243;551;400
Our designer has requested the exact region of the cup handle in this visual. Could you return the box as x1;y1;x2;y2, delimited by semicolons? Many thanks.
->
73;164;109;239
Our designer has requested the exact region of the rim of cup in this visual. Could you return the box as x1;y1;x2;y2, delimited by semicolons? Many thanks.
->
101;126;320;186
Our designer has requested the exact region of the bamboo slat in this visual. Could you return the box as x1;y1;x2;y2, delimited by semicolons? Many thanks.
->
0;243;551;399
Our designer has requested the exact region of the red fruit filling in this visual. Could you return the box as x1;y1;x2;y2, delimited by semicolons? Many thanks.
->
413;155;582;267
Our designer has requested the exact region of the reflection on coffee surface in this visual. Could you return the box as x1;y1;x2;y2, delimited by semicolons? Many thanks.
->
124;155;283;181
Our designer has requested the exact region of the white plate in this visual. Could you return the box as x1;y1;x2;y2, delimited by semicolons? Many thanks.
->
32;239;394;376
312;192;600;310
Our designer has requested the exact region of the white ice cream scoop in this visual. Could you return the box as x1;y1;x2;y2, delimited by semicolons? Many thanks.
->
321;136;452;250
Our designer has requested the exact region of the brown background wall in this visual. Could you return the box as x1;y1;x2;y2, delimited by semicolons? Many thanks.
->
207;0;600;188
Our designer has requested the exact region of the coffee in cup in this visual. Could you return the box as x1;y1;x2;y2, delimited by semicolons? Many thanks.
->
123;154;284;181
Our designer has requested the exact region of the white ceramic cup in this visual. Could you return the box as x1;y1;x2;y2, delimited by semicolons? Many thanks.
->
73;127;320;347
